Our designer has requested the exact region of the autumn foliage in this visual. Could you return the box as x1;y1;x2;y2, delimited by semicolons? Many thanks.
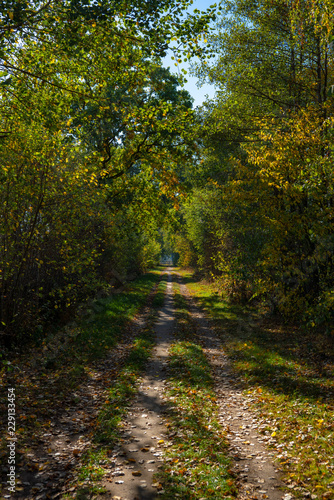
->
0;0;215;344
176;0;334;328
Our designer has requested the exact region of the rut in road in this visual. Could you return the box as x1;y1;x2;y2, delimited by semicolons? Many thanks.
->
103;272;174;499
177;275;288;500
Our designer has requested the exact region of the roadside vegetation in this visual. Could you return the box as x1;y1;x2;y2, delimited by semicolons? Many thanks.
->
0;269;166;498
72;272;169;496
180;269;334;500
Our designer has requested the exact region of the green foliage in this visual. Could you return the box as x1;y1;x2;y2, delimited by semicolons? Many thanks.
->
176;0;334;324
0;0;217;343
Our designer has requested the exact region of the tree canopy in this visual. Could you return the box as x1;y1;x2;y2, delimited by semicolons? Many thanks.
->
175;0;334;327
2;0;334;343
0;0;217;343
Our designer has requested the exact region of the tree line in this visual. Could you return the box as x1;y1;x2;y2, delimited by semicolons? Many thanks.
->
0;0;215;344
2;0;334;346
175;0;334;330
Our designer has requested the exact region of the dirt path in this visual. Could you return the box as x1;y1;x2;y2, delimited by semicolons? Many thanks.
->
102;272;174;500
103;270;289;500
6;270;290;499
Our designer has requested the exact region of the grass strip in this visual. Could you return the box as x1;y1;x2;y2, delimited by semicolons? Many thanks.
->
157;282;236;499
152;272;169;309
180;269;334;500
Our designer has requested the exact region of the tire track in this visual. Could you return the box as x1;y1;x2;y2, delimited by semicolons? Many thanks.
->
103;271;174;500
177;274;288;500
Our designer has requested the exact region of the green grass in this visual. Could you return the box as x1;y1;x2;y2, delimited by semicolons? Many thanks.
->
157;282;236;499
180;269;334;500
70;269;164;361
151;272;168;309
68;272;169;496
95;331;156;444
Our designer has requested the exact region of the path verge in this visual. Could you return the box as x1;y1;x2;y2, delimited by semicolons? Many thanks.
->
174;272;287;500
178;269;334;500
0;269;165;499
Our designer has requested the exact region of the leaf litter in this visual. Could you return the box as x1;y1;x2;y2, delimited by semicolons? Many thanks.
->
2;268;323;499
170;273;288;500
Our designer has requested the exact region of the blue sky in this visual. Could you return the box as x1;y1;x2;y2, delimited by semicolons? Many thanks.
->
162;0;217;107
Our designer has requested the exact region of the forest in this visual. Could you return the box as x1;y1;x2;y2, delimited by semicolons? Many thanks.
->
0;0;212;345
1;0;334;348
176;0;334;328
1;1;334;499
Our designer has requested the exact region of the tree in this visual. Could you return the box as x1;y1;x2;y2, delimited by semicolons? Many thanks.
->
179;0;334;323
0;0;217;343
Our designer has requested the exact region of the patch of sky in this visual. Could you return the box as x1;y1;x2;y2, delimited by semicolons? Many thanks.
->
162;0;218;107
